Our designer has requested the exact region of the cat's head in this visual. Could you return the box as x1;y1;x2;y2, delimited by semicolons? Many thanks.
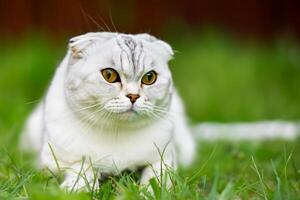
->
64;32;174;130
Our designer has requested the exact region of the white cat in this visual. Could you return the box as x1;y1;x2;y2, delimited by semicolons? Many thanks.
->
21;32;195;191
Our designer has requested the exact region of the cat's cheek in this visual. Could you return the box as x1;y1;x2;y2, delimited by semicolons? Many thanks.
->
143;83;169;101
66;78;82;91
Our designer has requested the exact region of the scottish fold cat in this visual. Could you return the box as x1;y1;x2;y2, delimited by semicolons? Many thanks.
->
21;32;195;190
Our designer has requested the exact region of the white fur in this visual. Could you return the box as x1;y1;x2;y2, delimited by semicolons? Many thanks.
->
21;32;195;191
195;121;300;140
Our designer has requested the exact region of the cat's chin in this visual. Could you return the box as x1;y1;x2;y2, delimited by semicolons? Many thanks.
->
105;109;152;124
96;109;152;131
117;109;141;121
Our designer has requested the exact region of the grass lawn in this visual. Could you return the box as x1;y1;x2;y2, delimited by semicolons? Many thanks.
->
0;31;300;199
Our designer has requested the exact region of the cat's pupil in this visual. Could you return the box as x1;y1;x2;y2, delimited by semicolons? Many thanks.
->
107;71;111;79
146;73;152;81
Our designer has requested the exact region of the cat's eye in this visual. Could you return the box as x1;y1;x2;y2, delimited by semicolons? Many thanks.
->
141;71;157;85
101;68;120;83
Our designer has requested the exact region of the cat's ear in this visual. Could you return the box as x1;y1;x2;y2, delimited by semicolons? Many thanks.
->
68;32;117;63
137;33;174;61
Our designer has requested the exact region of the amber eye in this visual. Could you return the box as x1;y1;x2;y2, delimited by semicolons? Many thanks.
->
101;68;120;83
141;70;157;85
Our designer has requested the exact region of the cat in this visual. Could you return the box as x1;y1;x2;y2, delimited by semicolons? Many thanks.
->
21;32;195;191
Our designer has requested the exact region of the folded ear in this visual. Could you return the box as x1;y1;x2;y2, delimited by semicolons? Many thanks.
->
68;32;117;62
136;33;174;61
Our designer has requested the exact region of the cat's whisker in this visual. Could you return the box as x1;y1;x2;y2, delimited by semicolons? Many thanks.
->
65;92;114;104
153;107;176;117
109;9;118;33
150;104;169;109
96;14;111;32
152;107;169;115
77;106;109;136
25;98;43;105
82;115;98;135
67;106;105;133
76;105;105;124
107;112;118;133
80;8;107;32
112;113;120;138
98;111;112;132
143;102;173;113
72;102;103;113
47;103;103;123
146;109;173;126
141;104;172;118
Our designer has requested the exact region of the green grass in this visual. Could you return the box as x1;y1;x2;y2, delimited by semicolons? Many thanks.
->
0;31;300;199
1;140;299;199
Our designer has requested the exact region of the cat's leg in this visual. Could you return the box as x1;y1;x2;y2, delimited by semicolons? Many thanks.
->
173;113;196;166
60;162;99;192
40;142;99;191
20;103;44;152
170;91;196;166
140;157;176;187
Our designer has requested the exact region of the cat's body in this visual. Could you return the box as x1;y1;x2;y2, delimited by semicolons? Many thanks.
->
21;32;195;190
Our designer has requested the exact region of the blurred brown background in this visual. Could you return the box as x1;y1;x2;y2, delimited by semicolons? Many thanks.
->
1;0;300;40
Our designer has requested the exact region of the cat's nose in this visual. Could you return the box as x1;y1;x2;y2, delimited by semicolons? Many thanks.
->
126;94;140;103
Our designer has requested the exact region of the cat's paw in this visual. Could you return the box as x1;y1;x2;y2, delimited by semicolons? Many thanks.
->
60;176;99;192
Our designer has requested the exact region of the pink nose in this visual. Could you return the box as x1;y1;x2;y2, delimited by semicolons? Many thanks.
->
126;94;140;103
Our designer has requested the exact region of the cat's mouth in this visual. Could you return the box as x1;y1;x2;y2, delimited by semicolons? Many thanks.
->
103;104;147;120
113;109;138;122
123;107;138;115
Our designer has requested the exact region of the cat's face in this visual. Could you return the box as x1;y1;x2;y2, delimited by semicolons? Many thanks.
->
64;33;174;128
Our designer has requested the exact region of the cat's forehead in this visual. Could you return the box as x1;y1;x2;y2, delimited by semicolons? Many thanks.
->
118;35;138;51
113;35;153;80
